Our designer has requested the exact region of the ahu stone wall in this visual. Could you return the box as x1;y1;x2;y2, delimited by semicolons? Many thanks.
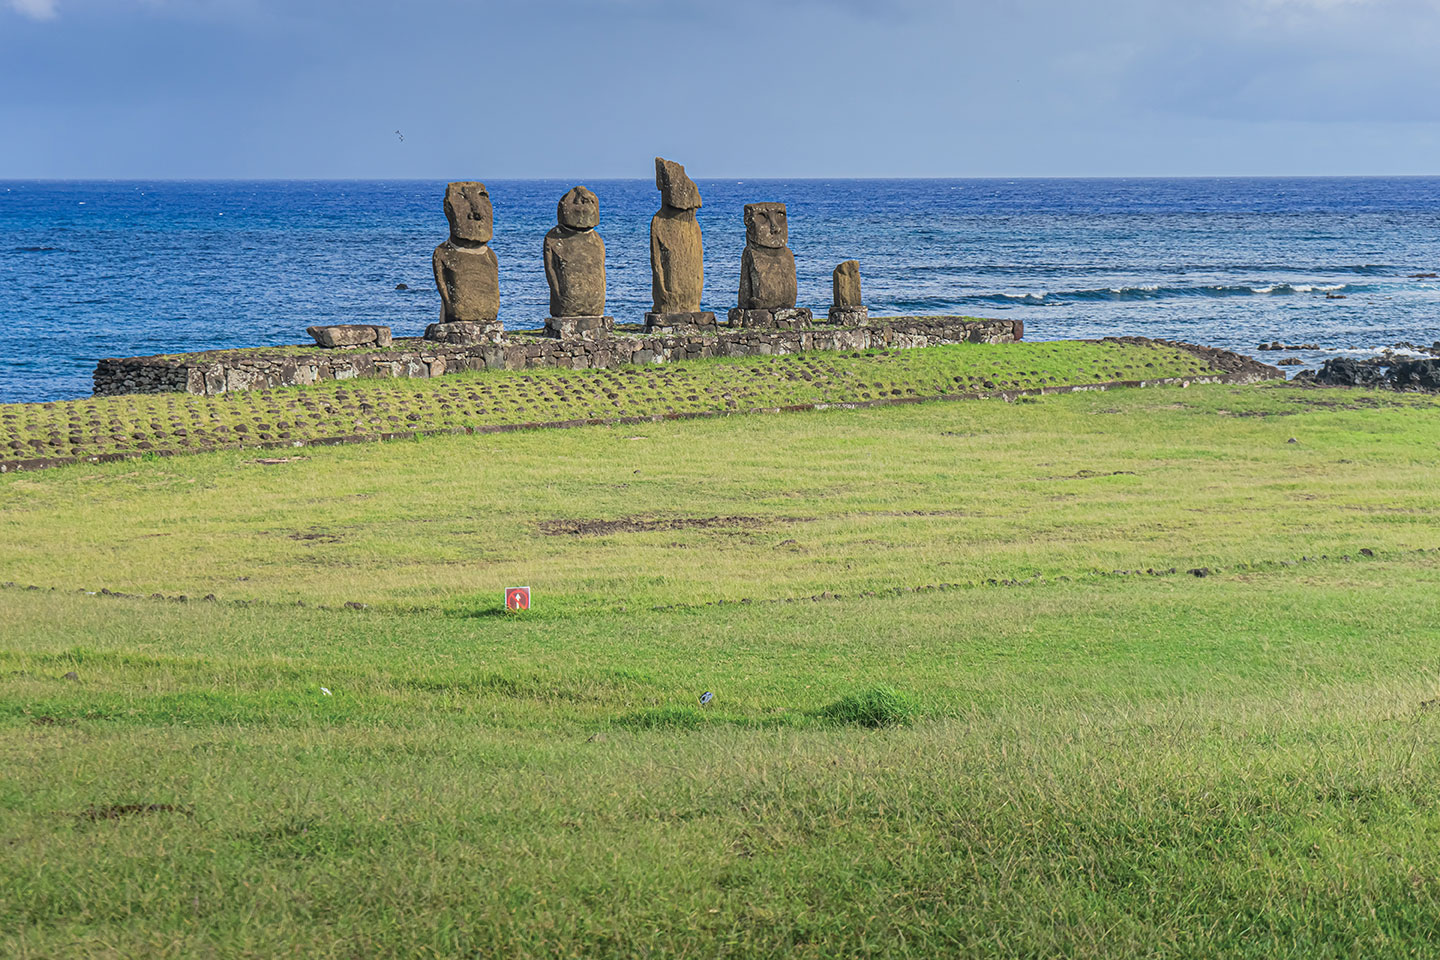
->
93;316;1023;398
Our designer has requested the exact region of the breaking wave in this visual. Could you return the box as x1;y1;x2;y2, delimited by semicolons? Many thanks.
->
961;282;1364;305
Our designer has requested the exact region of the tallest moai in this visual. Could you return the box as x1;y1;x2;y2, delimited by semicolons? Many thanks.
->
646;157;715;333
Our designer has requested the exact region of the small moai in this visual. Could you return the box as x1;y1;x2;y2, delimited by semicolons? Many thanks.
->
646;157;716;335
543;186;612;340
728;202;812;329
828;260;869;326
427;181;502;345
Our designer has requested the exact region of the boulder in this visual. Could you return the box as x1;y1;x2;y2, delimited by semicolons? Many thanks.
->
1388;358;1440;391
1312;357;1385;387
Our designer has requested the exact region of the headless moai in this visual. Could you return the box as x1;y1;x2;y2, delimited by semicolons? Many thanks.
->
543;186;612;340
728;202;812;329
428;181;502;345
646;157;716;334
828;260;869;325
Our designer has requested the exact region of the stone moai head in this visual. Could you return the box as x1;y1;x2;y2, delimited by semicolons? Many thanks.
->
443;181;493;245
557;186;599;230
655;157;702;210
744;203;788;249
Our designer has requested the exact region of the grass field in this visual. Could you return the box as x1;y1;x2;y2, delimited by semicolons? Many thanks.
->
4;369;1440;958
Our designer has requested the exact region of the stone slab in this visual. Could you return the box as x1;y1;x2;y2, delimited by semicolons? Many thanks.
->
306;325;393;348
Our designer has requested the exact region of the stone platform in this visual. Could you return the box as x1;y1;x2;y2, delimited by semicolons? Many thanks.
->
727;307;813;329
93;316;1024;397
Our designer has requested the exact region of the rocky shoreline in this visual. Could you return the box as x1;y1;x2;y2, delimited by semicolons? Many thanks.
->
1295;354;1440;391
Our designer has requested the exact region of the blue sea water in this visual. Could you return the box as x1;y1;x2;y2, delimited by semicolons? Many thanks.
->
2;177;1439;403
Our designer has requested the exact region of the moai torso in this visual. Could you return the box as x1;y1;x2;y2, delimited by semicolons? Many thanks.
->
650;158;705;314
738;202;797;311
543;186;607;318
832;260;862;308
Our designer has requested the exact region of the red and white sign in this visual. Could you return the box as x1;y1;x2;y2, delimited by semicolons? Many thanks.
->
505;586;531;611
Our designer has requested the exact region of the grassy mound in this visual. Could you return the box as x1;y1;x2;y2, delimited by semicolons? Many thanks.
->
816;686;920;726
2;340;1216;464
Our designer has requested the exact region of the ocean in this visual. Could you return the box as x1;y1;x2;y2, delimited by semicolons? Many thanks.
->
2;177;1438;403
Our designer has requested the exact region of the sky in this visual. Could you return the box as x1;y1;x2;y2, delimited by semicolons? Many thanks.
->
2;0;1439;178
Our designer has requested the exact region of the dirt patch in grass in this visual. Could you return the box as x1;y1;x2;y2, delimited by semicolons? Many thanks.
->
77;803;189;822
29;715;78;726
538;516;799;537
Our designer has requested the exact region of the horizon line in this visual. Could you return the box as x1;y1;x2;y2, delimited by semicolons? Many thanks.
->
5;173;1440;184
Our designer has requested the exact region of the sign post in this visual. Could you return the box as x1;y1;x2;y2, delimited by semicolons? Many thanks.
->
505;586;531;611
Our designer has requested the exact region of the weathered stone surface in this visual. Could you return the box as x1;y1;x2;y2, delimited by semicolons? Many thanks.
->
828;305;870;326
544;186;606;319
433;242;499;323
651;207;704;314
443;182;494;245
305;324;392;348
744;202;788;249
557;185;600;230
739;245;797;311
424;321;503;345
645;311;718;335
833;260;862;308
544;315;614;340
728;307;813;330
655;157;702;210
736;202;798;312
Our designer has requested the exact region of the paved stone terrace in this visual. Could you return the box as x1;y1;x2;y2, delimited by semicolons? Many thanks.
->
94;316;1023;397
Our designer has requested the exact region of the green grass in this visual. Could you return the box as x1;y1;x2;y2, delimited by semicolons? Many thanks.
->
5;339;1215;463
4;378;1440;957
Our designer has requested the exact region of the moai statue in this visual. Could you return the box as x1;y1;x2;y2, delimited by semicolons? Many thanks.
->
427;181;502;345
828;260;869;326
728;202;812;329
543;186;612;340
646;157;716;334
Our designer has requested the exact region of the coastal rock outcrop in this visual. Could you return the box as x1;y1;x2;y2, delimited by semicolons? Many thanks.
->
1294;355;1440;391
828;260;869;326
543;186;612;340
430;181;501;344
647;158;715;334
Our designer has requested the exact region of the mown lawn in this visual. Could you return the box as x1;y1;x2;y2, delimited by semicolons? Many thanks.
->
3;378;1440;958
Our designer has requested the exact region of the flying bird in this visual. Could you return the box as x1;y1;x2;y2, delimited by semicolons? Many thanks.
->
395;130;404;142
